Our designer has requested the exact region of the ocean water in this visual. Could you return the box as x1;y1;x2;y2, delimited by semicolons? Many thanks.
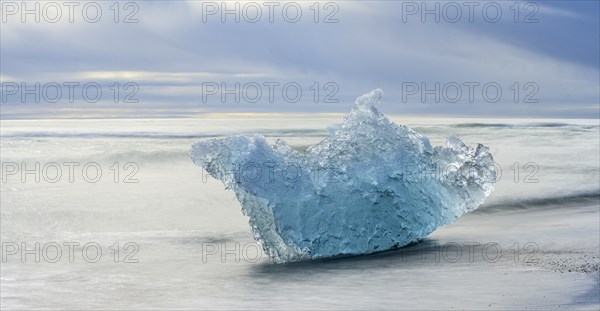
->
1;116;599;309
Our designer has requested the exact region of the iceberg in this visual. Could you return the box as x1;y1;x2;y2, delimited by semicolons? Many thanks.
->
190;89;496;263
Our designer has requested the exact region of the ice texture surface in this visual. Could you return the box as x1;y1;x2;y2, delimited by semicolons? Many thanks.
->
190;89;496;263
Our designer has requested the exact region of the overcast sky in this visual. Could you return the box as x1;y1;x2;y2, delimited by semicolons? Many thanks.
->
1;0;598;118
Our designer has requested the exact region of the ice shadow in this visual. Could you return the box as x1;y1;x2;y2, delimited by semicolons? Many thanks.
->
248;238;454;278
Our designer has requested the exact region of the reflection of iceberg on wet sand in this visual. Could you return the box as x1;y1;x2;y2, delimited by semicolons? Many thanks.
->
190;89;496;263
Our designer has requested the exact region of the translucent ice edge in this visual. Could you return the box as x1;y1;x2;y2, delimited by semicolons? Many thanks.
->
190;89;496;263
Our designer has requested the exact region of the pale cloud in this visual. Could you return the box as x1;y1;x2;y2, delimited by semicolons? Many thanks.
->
74;71;272;82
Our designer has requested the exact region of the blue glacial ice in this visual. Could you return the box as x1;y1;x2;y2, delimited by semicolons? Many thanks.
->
190;89;496;263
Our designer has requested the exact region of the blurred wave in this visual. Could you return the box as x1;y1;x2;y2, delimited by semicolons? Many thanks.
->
479;190;600;213
452;122;598;129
